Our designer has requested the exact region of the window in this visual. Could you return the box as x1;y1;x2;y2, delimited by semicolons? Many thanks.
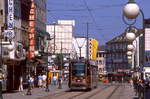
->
72;62;85;76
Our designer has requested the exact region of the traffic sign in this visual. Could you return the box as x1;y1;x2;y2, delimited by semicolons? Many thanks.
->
4;30;15;39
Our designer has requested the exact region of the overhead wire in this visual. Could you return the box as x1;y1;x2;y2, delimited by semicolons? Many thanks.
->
82;0;108;42
47;0;125;43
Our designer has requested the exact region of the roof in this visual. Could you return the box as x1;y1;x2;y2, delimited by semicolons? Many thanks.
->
106;29;143;45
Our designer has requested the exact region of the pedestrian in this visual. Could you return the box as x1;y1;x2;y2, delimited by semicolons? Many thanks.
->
130;79;133;88
34;75;38;87
18;76;23;92
42;73;47;88
48;76;51;84
52;75;57;85
31;76;34;89
58;75;63;89
38;74;42;88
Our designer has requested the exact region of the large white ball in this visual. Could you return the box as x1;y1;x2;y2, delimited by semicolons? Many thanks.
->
127;51;132;56
126;32;136;41
127;44;134;50
123;3;140;19
128;56;132;60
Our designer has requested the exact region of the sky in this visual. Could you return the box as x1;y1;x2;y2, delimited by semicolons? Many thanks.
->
46;0;150;45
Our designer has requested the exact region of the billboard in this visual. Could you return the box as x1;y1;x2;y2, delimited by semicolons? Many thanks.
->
145;51;150;67
145;28;150;50
145;28;150;66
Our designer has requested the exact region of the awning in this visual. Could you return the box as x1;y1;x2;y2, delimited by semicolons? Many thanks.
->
36;58;47;64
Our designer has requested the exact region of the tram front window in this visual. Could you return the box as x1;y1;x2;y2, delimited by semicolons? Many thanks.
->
72;62;85;76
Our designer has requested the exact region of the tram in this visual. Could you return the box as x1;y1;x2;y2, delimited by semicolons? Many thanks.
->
68;59;98;90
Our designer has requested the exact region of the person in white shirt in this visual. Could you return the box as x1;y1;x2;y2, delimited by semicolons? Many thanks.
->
38;74;42;88
42;74;47;88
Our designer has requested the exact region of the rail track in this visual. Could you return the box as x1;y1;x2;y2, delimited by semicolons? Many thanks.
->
40;83;125;99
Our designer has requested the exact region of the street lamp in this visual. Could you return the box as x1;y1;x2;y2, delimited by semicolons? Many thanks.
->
122;0;145;69
125;26;137;41
128;56;132;60
126;32;136;41
123;0;140;19
127;44;134;51
127;51;133;56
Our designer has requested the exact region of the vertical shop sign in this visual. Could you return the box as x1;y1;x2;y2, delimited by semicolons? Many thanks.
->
8;0;14;29
28;2;36;59
6;0;15;39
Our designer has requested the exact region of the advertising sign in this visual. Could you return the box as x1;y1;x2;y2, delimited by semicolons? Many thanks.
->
145;28;150;66
145;51;150;67
7;0;14;29
7;0;15;40
145;28;150;50
4;30;14;39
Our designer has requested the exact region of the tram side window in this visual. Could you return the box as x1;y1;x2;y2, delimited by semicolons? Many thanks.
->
72;62;85;76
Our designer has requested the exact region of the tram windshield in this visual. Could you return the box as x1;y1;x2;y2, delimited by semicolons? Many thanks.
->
72;62;85;76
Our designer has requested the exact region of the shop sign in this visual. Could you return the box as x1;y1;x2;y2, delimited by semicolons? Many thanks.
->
4;30;15;39
7;0;14;29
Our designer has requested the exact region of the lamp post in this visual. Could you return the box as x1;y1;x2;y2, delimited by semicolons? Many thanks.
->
45;39;52;92
45;60;49;92
123;2;145;98
123;0;145;69
58;42;63;89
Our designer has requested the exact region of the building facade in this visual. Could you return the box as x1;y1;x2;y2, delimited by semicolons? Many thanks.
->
46;20;74;57
97;46;106;75
105;33;130;73
0;0;49;90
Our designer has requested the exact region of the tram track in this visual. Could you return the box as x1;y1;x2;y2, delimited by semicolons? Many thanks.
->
68;91;87;99
106;85;120;99
40;83;123;99
70;85;112;99
38;90;69;99
85;86;110;99
84;83;122;99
